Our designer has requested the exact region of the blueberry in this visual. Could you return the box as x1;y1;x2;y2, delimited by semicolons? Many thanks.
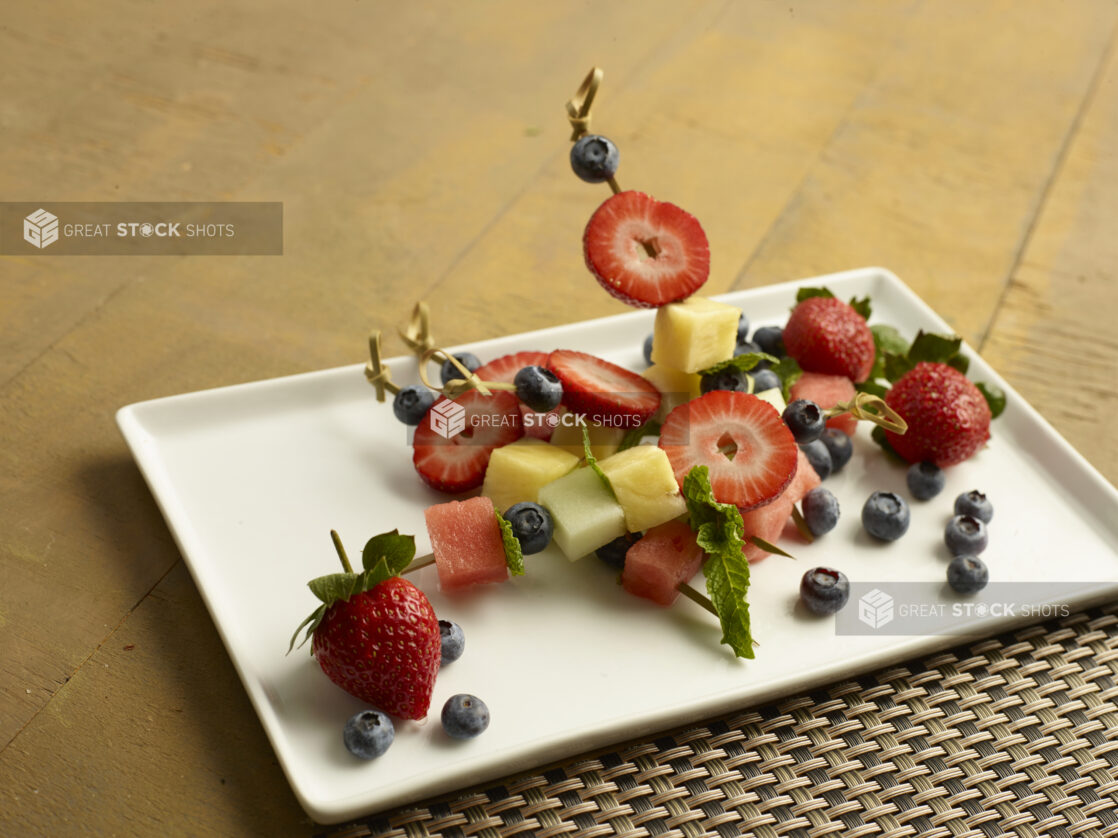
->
439;619;465;665
800;440;833;481
947;555;989;594
441;694;490;739
945;514;988;556
734;338;771;370
737;313;751;344
907;461;945;501
642;333;654;366
504;502;553;554
819;428;853;473
440;352;481;386
752;326;786;358
801;487;840;536
392;385;436;425
596;532;641;570
700;367;751;394
800;567;850;615
862;491;910;541
570;134;619;183
954;490;993;523
343;710;394;760
783;399;826;444
751;369;781;393
514;365;563;412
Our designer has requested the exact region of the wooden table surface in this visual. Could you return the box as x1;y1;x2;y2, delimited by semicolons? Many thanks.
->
2;2;1117;834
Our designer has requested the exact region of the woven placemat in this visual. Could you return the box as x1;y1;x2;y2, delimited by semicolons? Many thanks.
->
320;604;1118;838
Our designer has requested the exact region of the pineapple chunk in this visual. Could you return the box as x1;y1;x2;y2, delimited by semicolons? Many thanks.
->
651;296;740;373
549;420;627;460
482;438;580;514
598;445;686;533
537;467;626;560
753;386;786;415
641;363;701;423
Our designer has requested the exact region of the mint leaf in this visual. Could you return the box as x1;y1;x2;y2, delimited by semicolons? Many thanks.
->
773;356;803;401
581;424;615;495
682;466;754;659
618;420;661;452
908;331;962;365
855;380;889;398
494;510;525;576
361;530;416;579
976;381;1006;418
848;295;872;320
795;287;834;304
699;352;779;378
870;425;906;464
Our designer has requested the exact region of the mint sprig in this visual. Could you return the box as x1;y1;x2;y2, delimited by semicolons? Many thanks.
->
773;356;803;401
699;352;778;378
681;466;754;659
494;510;525;576
289;529;415;652
581;424;615;495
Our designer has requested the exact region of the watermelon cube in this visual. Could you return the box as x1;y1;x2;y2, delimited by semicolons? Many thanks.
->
790;372;857;436
424;496;508;591
742;448;822;562
537;466;626;560
621;520;706;606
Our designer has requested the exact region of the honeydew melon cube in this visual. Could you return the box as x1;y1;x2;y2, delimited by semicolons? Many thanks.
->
549;420;627;460
537;467;626;560
597;445;686;533
753;386;786;416
641;364;701;423
481;438;580;515
651;296;740;374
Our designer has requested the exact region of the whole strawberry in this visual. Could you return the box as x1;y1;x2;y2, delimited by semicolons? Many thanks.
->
783;296;875;382
884;362;991;467
290;531;441;720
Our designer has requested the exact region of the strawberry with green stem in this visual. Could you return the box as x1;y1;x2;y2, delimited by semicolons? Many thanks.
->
290;530;442;721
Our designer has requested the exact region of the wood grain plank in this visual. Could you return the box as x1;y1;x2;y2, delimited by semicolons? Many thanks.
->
980;34;1118;485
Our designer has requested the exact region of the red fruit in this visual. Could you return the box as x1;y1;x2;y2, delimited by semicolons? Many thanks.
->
884;362;991;467
784;297;875;383
547;349;661;425
659;390;799;510
474;351;556;441
583;190;710;308
412;389;523;493
741;448;821;562
311;576;441;720
789;371;858;436
424;496;509;591
621;520;706;606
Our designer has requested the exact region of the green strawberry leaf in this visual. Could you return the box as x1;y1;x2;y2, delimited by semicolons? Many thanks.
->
976;381;1007;418
618;420;661;452
308;571;365;605
581;424;615;496
289;603;327;653
855;380;889;398
494;510;525;576
908;331;962;365
795;287;835;304
884;352;915;383
870;425;906;464
682;466;754;659
947;353;970;375
361;530;415;579
699;352;779;378
868;324;908;383
848;295;872;320
773;356;803;402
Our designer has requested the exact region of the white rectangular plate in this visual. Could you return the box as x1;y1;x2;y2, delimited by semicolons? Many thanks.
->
117;268;1118;824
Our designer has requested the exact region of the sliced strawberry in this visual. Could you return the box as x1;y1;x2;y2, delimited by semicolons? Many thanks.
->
412;390;523;493
658;390;798;510
475;351;556;440
583;190;710;308
547;349;661;425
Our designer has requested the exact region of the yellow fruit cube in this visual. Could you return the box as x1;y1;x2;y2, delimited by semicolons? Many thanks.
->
598;445;687;533
537;466;627;559
549;420;627;461
641;363;701;423
481;438;580;515
651;296;740;373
